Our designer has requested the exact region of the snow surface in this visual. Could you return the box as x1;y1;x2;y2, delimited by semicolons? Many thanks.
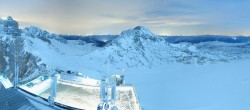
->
40;81;141;110
0;73;13;89
125;59;250;110
20;76;52;95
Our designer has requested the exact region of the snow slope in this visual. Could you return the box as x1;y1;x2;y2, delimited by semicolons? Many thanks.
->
125;59;250;110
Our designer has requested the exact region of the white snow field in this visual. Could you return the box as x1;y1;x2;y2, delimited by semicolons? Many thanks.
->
125;59;250;110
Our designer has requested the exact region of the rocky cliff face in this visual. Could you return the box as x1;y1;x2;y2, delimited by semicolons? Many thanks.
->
0;17;42;83
0;16;20;36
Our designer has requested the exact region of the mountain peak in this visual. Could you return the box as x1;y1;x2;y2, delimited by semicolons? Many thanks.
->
133;26;155;37
111;26;161;51
119;26;157;40
22;26;50;37
24;26;44;32
133;26;150;31
7;16;13;21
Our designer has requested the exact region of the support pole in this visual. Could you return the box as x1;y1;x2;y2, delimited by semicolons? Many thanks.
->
14;66;19;89
98;76;118;110
14;48;19;89
49;73;57;106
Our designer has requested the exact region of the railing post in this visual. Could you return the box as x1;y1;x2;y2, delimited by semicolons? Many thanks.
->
98;76;118;110
14;57;19;89
48;72;57;106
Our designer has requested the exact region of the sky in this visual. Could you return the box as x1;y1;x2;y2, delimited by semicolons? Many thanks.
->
0;0;250;36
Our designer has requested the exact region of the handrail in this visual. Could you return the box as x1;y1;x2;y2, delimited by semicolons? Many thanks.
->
18;87;83;110
131;86;142;110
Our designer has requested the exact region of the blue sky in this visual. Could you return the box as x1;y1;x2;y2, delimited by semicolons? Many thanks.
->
0;0;250;35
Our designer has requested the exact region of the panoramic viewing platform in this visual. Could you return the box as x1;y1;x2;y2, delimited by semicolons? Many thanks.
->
0;71;141;110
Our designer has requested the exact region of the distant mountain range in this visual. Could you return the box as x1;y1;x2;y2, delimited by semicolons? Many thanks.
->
60;34;250;47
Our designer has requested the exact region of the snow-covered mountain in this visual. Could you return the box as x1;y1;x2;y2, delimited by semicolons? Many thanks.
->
85;26;250;70
1;16;250;82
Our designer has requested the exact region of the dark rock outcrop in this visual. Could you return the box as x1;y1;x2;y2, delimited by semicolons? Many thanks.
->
0;16;20;36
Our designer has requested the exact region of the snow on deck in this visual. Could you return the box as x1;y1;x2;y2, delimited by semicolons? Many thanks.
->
0;74;13;89
20;76;52;95
40;81;141;110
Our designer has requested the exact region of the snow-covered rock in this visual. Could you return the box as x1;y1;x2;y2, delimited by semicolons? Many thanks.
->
22;26;67;44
